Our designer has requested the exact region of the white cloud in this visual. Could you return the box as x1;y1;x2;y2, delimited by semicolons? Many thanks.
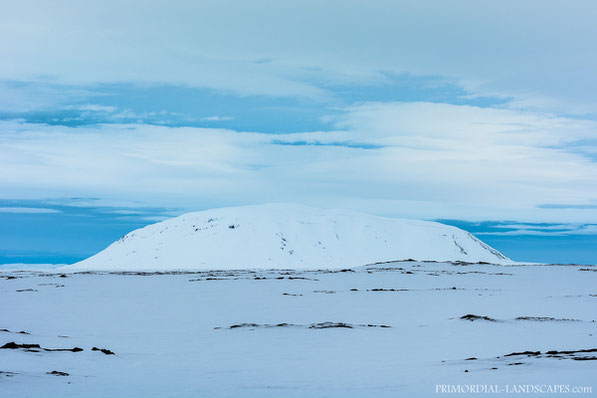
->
478;224;597;236
1;1;596;112
1;102;596;223
571;225;597;235
200;116;234;122
140;215;174;222
106;209;147;215
0;207;61;214
0;82;98;113
493;224;576;231
70;104;117;113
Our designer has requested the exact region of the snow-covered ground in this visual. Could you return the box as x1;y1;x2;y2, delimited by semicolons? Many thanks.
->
1;261;596;397
66;204;510;271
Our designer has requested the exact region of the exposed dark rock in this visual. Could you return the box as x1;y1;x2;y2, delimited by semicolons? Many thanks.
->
92;347;115;355
229;323;260;329
1;329;31;335
465;357;477;360
460;314;498;322
309;322;353;329
188;277;228;282
220;322;299;330
1;342;41;349
47;371;69;376
218;321;391;330
545;348;597;355
44;347;83;352
487;348;597;363
515;316;580;322
504;350;541;357
1;341;82;352
309;322;390;329
362;324;391;328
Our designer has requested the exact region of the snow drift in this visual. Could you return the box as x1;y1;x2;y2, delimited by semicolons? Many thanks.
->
65;204;510;270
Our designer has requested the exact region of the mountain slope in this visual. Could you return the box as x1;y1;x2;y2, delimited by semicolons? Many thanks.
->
65;204;511;270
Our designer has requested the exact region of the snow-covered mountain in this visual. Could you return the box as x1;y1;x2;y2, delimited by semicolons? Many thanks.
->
65;204;511;270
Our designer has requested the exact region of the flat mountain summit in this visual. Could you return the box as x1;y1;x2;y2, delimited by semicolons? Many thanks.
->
65;203;510;270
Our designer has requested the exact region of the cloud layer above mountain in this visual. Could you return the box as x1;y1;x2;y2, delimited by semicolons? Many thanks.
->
2;101;596;222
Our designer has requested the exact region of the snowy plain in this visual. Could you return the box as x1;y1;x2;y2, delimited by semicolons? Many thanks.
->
1;260;596;397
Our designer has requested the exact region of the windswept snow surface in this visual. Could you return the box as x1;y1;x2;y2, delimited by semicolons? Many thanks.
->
65;204;510;271
0;261;596;397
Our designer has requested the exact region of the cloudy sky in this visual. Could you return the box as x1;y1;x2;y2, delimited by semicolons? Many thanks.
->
1;0;596;264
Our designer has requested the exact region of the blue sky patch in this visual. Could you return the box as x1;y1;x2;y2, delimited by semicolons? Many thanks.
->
0;74;511;133
1;200;596;265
